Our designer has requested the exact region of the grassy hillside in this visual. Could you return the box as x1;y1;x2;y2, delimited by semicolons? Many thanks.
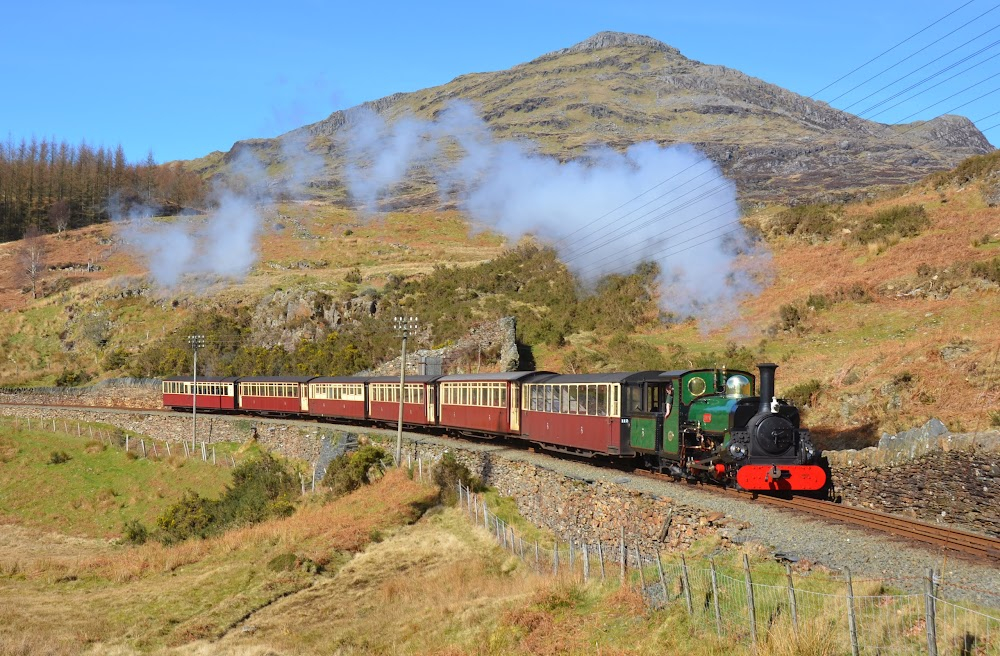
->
0;419;234;538
0;153;997;442
2;438;976;655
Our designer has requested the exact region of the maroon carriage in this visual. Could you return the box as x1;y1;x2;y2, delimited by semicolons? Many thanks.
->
437;372;547;438
307;377;368;421
519;373;635;456
366;375;440;427
162;376;238;411
236;376;315;415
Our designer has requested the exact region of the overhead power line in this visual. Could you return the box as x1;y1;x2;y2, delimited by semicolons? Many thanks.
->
823;2;1000;105
848;30;1000;115
810;0;978;97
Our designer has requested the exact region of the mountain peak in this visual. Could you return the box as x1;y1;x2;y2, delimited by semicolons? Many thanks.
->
564;31;680;55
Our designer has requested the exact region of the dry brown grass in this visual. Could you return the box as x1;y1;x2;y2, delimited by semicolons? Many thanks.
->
0;469;439;654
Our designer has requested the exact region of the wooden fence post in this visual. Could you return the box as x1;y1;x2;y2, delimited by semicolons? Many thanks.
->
597;541;606;580
681;554;693;615
636;546;646;593
140;439;146;458
926;569;938;656
710;558;722;636
125;435;129;453
656;552;667;604
619;527;626;584
582;543;590;581
166;442;171;457
846;568;859;656
743;554;757;650
569;540;575;574
786;563;798;638
553;543;559;576
535;541;539;571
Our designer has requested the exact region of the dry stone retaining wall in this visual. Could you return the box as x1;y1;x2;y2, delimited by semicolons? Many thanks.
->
400;443;734;555
825;419;1000;536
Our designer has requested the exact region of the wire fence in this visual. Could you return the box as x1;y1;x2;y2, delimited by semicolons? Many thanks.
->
3;415;240;469
457;481;1000;655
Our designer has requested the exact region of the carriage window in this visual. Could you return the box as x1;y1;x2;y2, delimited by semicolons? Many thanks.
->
551;385;561;413
597;385;607;416
500;386;507;408
646;386;661;412
587;385;598;415
543;386;552;412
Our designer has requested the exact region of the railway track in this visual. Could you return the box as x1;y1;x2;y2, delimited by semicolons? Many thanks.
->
7;398;1000;564
635;469;1000;563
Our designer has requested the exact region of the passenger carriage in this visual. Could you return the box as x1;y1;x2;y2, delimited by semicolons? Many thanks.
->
520;372;667;456
366;375;440;427
307;376;368;420
436;372;547;438
161;376;238;411
237;376;315;415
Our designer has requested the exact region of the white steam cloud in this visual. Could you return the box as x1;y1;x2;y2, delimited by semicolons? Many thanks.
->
342;101;769;323
115;133;325;290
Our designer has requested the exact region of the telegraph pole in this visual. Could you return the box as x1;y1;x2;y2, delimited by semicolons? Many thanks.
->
393;316;418;466
188;335;205;452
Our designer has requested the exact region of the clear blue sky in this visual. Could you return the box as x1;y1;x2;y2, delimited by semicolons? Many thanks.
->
3;0;997;163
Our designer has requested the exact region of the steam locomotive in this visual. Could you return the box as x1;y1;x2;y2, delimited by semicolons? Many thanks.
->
163;363;826;492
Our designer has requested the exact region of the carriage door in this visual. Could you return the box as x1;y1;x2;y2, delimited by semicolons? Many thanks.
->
426;386;437;424
509;383;520;432
301;384;309;412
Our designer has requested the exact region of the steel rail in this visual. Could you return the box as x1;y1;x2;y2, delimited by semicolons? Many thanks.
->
633;469;1000;562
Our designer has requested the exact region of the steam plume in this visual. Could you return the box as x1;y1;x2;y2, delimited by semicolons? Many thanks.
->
342;101;768;322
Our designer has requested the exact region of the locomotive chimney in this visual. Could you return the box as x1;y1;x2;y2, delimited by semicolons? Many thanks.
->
757;363;777;414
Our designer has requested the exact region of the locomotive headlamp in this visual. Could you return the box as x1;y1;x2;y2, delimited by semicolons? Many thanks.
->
729;444;747;460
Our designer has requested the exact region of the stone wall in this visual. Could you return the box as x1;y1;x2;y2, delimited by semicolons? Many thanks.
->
402;442;736;554
825;419;1000;536
0;383;161;409
0;405;331;463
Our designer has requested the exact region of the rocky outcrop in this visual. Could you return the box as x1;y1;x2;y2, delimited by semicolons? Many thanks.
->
371;316;519;375
248;289;378;351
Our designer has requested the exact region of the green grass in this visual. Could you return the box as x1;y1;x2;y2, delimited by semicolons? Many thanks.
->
0;420;232;538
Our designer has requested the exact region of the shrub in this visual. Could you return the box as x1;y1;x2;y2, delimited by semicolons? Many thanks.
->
783;379;822;408
990;410;1000;428
122;519;148;545
55;369;90;387
153;453;299;544
101;348;130;371
344;267;363;284
48;450;71;465
778;304;802;331
214;452;299;527
852;204;929;244
603;334;667;371
805;294;830;311
771;204;839;239
155;490;214;544
432;451;482;506
322;445;392;498
971;257;1000;284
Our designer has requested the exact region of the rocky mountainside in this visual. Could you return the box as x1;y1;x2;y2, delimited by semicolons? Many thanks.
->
194;31;993;204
